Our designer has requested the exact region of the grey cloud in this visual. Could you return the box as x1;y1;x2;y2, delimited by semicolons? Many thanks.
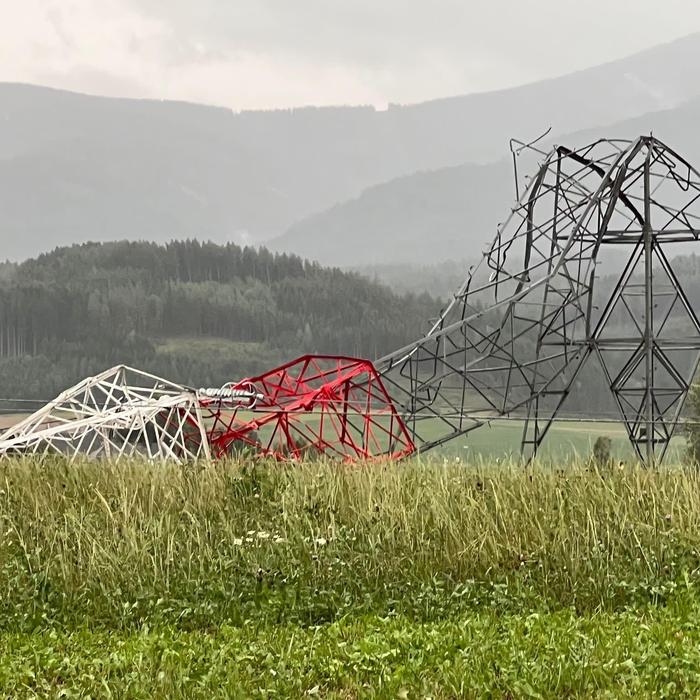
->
7;0;700;109
45;6;75;50
120;0;700;106
129;0;700;69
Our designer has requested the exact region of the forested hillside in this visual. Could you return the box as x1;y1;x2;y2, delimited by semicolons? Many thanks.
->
0;241;436;404
3;240;700;419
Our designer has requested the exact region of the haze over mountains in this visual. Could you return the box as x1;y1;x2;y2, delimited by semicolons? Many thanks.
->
277;96;700;267
3;33;700;264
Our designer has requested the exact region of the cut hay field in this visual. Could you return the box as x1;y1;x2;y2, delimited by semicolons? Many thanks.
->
1;457;700;697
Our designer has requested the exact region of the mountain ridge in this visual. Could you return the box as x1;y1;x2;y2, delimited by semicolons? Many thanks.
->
4;33;700;260
271;95;700;267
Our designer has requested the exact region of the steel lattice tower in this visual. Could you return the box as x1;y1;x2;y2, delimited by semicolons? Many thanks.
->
3;136;700;465
377;136;700;464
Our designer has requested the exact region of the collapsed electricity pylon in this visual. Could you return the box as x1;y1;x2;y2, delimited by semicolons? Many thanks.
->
0;366;216;461
203;355;415;461
376;136;700;465
0;357;414;463
2;135;700;465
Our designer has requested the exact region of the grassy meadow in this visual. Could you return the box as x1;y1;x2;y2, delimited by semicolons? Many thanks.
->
421;417;686;463
0;456;699;696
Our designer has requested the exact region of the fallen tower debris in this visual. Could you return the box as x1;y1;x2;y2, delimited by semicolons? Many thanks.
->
0;357;414;463
3;136;700;464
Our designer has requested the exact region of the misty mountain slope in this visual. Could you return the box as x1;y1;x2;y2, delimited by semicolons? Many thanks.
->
4;33;700;259
272;96;700;267
273;161;513;267
231;31;700;170
0;85;297;257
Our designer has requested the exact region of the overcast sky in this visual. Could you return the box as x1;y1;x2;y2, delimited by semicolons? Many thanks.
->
1;0;699;111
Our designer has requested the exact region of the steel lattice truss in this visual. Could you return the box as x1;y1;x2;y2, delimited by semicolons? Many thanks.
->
2;135;700;465
376;136;700;464
204;355;415;461
0;366;213;461
0;358;414;463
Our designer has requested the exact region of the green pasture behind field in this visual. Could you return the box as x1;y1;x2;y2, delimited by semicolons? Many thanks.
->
3;390;688;465
427;417;687;463
204;407;688;463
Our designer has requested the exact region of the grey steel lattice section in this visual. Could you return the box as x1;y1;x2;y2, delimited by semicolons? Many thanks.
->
377;136;700;464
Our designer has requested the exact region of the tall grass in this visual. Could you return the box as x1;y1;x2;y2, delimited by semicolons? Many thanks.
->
1;456;700;630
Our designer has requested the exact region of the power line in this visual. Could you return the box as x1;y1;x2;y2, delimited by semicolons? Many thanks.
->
0;397;698;426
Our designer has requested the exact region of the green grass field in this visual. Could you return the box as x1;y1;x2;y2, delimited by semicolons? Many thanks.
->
433;418;687;463
0;457;700;696
201;404;684;464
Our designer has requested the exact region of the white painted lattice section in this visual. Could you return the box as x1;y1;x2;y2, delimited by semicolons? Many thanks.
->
0;365;211;462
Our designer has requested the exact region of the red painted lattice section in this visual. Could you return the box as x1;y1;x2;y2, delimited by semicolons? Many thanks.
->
199;355;415;461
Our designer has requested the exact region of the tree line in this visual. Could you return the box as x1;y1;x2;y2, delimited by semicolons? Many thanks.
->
3;241;700;421
0;240;437;405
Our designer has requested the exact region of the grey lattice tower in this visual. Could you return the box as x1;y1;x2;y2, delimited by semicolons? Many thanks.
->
377;136;700;464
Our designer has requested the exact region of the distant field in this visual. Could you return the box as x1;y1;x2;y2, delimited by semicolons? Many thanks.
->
0;414;27;431
1;337;688;464
433;417;687;463
0;407;687;464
